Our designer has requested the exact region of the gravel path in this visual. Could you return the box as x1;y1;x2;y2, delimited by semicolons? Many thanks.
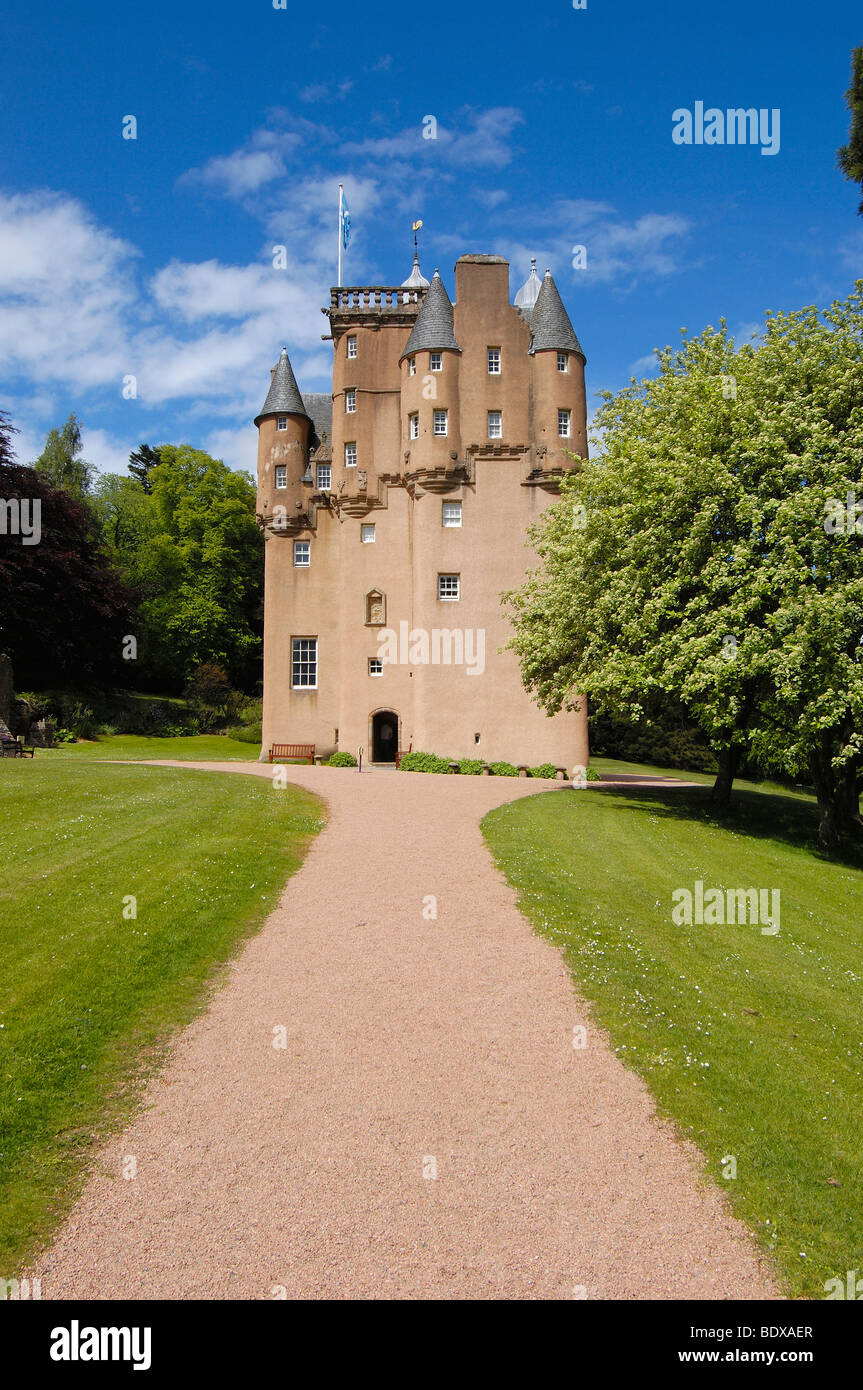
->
34;762;775;1300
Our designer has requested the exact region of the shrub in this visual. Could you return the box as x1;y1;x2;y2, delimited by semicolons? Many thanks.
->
398;751;451;774
226;722;263;745
489;760;518;777
326;751;357;767
457;757;485;775
529;763;558;779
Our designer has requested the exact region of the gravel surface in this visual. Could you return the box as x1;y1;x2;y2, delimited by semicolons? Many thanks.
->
33;762;776;1300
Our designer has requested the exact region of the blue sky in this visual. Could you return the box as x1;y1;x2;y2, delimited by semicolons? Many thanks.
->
1;0;860;477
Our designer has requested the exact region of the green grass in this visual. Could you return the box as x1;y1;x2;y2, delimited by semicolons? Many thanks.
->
482;778;863;1298
0;759;323;1274
44;733;262;761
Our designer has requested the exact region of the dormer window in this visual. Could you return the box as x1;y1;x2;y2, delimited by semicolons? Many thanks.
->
430;352;442;371
277;416;288;431
345;388;356;413
346;335;357;358
557;352;568;372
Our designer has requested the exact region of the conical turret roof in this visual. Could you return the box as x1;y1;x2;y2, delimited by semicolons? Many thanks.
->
254;346;310;425
400;270;460;360
514;257;542;314
527;271;585;358
401;252;430;290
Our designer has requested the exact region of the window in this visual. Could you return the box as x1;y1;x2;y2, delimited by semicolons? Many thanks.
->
442;500;462;528
361;524;376;543
316;463;331;490
487;410;502;439
487;347;501;374
345;442;357;468
430;352;442;371
346;335;357;358
277;416;288;431
293;540;310;567
345;388;356;413
409;412;419;440
368;657;383;677
557;351;568;372
438;573;460;601
558;409;572;438
274;465;287;489
408;357;416;376
433;409;448;437
291;637;317;688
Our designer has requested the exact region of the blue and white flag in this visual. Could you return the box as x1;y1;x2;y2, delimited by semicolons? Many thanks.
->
340;188;351;249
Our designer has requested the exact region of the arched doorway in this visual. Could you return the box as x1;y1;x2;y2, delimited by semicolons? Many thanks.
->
371;710;398;764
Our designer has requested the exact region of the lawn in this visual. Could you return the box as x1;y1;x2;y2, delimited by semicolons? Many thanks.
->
482;779;863;1299
44;733;263;761
0;759;323;1274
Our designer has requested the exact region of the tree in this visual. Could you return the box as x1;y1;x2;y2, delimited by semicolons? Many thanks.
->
506;287;863;853
837;46;863;215
131;446;264;688
31;413;94;500
0;409;17;467
0;456;137;688
128;443;162;494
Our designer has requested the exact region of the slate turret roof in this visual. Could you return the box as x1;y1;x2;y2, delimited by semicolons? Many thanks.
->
254;346;310;424
400;270;460;360
527;271;585;358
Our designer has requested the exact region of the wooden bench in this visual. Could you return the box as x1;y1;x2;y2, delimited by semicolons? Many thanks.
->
268;743;315;764
1;735;35;758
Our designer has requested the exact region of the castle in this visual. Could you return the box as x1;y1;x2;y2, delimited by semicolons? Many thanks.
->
254;252;590;768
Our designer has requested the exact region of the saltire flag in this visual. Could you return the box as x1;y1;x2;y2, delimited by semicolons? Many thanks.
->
340;188;352;249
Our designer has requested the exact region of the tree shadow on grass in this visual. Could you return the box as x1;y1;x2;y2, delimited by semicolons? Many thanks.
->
585;782;863;872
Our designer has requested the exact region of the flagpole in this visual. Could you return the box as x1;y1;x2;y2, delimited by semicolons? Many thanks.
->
338;183;342;288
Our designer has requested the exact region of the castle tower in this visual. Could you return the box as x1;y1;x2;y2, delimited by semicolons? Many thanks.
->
255;253;589;771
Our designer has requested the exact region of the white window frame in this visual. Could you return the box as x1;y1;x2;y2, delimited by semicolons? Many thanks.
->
346;335;357;359
557;351;568;372
368;657;383;677
408;356;417;376
361;524;376;543
487;410;502;439
345;388;356;413
345;442;357;468
442;500;462;528
277;416;288;431
291;637;317;689
316;463;331;491
429;352;442;371
438;573;460;601
487;347;501;374
274;465;287;489
409;412;419;440
558;409;572;438
293;539;310;567
433;409;448;437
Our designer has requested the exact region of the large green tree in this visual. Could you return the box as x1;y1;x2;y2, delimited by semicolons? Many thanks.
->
506;286;863;852
123;446;264;689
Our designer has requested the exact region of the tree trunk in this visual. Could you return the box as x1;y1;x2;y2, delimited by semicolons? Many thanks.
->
711;743;741;808
809;737;863;853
